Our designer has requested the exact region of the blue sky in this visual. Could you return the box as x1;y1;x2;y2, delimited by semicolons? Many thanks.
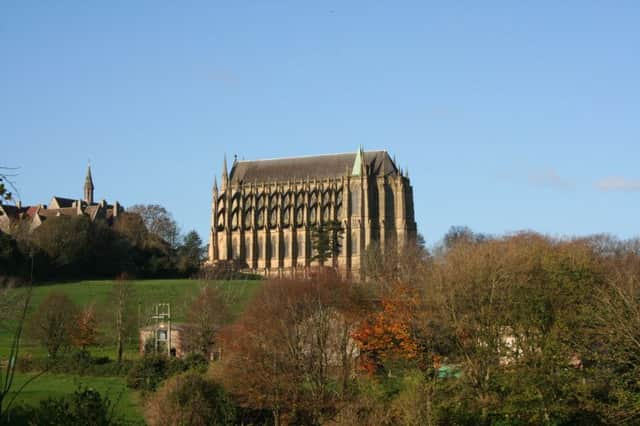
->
2;1;639;245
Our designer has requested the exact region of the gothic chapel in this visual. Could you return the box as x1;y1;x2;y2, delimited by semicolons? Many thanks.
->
208;148;417;278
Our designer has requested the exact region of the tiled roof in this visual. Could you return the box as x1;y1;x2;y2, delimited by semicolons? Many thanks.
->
229;151;397;184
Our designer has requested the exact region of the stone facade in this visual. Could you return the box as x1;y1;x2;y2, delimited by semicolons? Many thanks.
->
208;148;417;278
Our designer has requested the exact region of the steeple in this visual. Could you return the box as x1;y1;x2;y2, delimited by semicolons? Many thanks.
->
84;164;94;204
352;145;365;177
222;154;229;189
213;176;218;193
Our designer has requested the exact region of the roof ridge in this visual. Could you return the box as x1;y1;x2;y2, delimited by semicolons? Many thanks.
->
236;150;387;163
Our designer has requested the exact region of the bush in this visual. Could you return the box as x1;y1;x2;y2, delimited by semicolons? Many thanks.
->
16;351;133;377
145;372;235;426
126;354;170;393
196;261;261;281
183;352;209;373
5;386;124;426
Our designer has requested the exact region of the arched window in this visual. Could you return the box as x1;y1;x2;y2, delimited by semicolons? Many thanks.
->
322;205;331;222
244;208;252;230
256;209;265;229
231;210;239;230
295;207;304;227
309;206;317;225
350;190;360;214
351;231;359;255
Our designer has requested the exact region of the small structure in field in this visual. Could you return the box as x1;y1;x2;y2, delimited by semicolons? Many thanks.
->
139;323;187;359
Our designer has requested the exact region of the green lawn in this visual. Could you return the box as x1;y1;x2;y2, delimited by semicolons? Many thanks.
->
6;373;144;424
0;279;261;424
1;279;261;360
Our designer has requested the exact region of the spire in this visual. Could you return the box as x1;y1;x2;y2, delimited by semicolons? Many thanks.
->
84;164;94;204
352;145;365;176
222;154;229;189
213;176;218;193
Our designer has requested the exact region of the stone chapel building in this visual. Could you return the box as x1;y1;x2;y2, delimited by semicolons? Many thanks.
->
208;148;417;278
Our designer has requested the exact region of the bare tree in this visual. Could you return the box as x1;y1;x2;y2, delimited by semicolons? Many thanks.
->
27;292;78;358
183;286;230;357
0;283;31;421
217;274;361;426
111;273;135;363
128;204;180;248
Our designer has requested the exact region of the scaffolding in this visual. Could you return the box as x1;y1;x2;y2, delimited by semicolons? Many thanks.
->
150;303;171;357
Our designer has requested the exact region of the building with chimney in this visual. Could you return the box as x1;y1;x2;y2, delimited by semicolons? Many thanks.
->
0;165;123;234
208;148;417;278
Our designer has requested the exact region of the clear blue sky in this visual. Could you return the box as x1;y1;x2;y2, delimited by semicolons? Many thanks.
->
2;1;639;245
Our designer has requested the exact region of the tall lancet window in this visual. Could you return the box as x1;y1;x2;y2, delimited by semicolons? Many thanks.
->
351;190;360;214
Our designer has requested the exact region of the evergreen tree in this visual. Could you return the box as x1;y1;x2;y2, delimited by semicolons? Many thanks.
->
310;220;344;267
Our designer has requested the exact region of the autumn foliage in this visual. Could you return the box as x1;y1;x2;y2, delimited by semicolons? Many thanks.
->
71;304;98;350
216;272;362;425
351;281;421;374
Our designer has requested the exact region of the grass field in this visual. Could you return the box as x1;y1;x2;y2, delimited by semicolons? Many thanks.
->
6;373;144;423
1;279;261;424
0;279;261;359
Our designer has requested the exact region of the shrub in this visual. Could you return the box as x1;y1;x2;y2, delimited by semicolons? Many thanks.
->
6;386;124;426
145;372;235;426
126;354;170;393
183;352;209;373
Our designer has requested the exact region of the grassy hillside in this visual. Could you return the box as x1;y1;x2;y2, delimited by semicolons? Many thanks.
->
6;373;144;423
1;279;261;424
1;279;261;359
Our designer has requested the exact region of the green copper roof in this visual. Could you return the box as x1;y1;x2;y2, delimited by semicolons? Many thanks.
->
351;147;363;176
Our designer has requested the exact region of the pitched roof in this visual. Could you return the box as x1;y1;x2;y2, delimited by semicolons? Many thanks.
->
0;204;27;218
229;151;398;184
50;197;76;208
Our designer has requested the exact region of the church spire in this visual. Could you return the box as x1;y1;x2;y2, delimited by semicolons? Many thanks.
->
213;176;218;193
222;154;229;189
352;145;365;177
84;164;94;204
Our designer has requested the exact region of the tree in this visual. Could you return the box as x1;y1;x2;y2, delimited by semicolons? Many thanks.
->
310;220;344;267
27;292;78;358
0;284;31;422
110;274;135;363
113;211;149;248
128;204;180;248
217;274;361;425
145;372;235;426
586;245;640;424
0;169;16;204
183;287;230;357
177;230;205;276
428;234;601;423
71;304;98;351
30;216;92;275
351;281;422;374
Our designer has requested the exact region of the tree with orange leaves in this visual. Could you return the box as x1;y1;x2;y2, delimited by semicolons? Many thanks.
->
351;280;422;374
72;303;98;350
